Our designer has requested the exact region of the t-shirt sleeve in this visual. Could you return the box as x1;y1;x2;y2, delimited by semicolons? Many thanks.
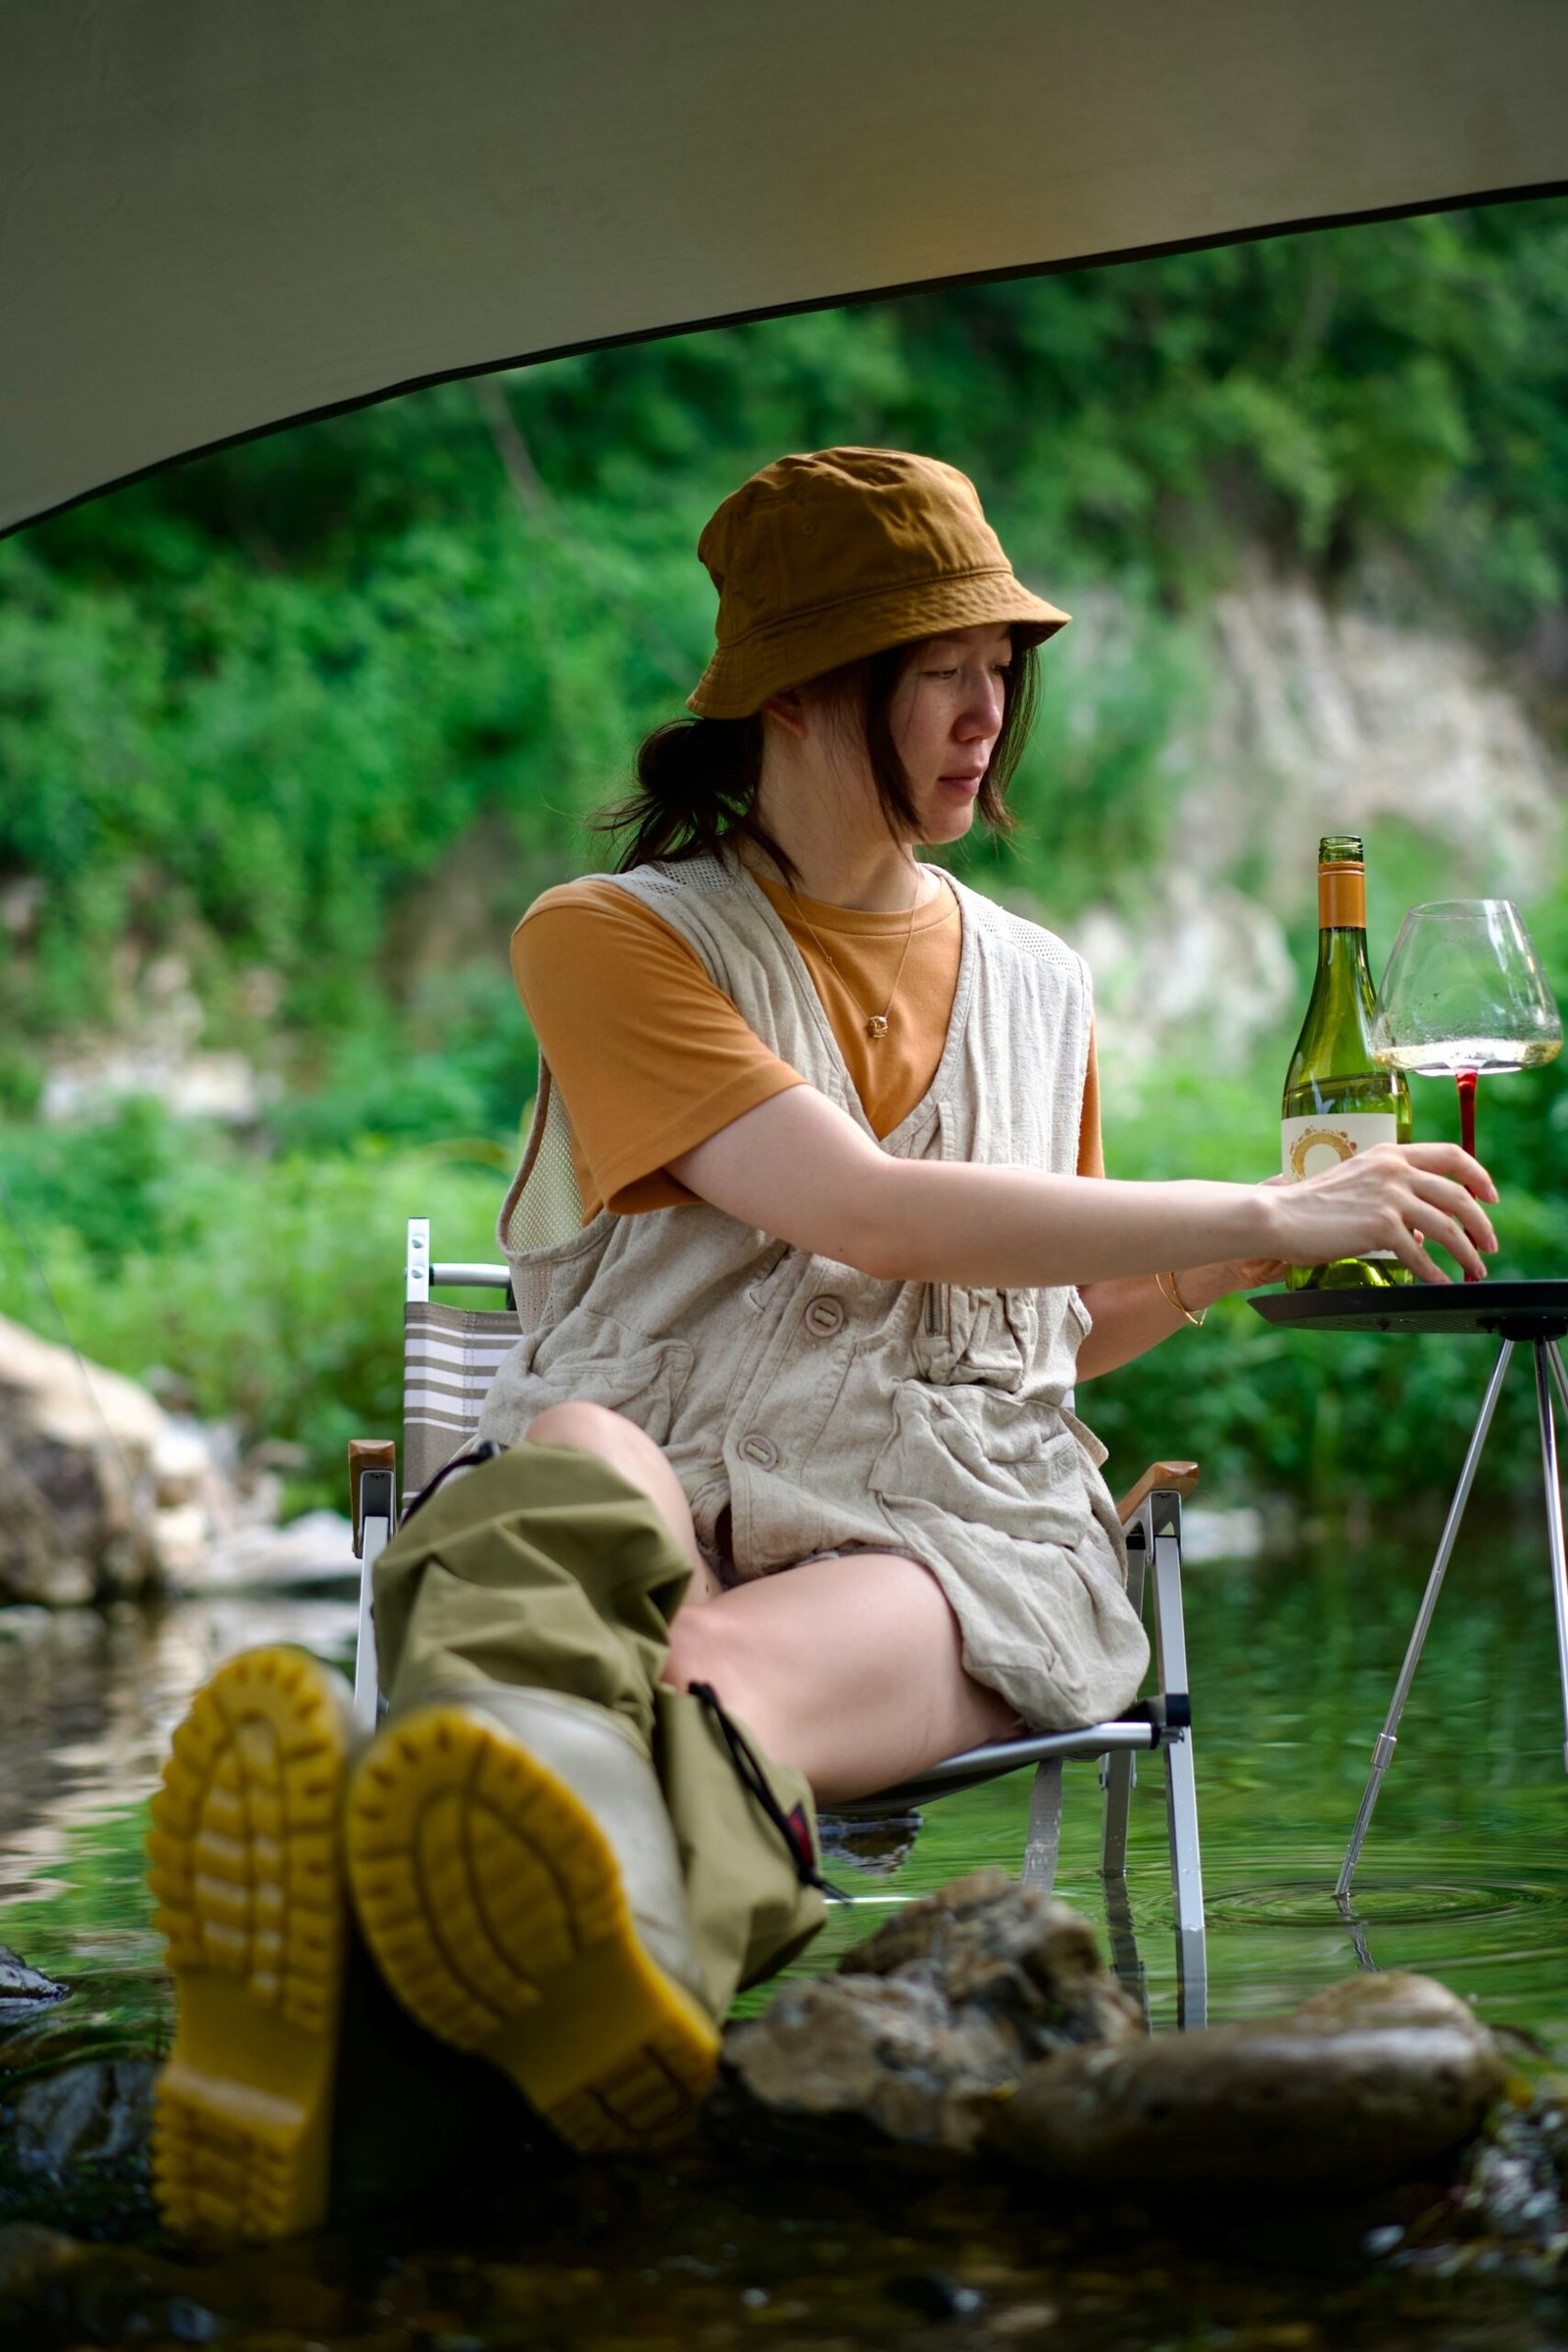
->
1077;1024;1104;1177
512;880;808;1215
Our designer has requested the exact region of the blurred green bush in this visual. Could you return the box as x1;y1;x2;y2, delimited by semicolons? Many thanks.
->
0;1102;504;1512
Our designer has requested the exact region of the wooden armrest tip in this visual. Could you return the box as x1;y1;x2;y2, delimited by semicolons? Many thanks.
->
349;1439;397;1469
349;1439;398;1522
1114;1458;1201;1522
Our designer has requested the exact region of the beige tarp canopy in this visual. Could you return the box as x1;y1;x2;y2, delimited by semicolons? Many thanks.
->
5;0;1567;539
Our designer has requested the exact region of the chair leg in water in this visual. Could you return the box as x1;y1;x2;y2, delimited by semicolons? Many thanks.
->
344;1689;720;2155
1020;1758;1062;1891
147;1646;358;2242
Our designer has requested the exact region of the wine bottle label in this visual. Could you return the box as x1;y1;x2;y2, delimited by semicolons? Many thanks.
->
1281;1109;1397;1180
1281;1110;1399;1256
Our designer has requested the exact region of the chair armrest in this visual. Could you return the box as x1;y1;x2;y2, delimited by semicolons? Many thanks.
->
349;1439;397;1555
1115;1459;1199;1526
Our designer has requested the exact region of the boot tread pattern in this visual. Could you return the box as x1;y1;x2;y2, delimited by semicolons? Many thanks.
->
148;1646;352;2241
348;1714;605;2036
152;2087;308;2242
550;2022;716;2153
347;1706;717;2153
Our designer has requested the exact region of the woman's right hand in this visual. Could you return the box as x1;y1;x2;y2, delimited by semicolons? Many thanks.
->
1259;1143;1498;1284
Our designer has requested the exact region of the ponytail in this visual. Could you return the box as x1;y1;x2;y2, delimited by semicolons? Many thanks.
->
593;712;801;884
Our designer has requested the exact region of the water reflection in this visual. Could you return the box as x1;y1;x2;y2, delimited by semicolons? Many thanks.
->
2;1528;1567;2057
4;1537;1567;2351
0;1593;354;1961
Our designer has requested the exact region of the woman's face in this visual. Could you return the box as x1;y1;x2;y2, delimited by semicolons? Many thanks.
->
887;622;1013;847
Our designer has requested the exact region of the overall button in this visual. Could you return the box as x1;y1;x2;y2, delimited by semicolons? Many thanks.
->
804;1296;845;1337
739;1433;779;1470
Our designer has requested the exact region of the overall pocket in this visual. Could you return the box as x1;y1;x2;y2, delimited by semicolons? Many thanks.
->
532;1307;695;1449
871;1381;1093;1550
916;1285;1041;1390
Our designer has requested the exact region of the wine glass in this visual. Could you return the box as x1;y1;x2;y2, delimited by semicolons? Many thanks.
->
1371;899;1562;1162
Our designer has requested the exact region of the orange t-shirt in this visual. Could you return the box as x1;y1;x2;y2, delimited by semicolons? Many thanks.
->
511;867;1103;1218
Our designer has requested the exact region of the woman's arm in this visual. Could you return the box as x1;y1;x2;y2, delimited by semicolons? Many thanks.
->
667;1085;1498;1289
1074;1255;1281;1378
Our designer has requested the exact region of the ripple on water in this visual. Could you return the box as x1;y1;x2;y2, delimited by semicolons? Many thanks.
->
1204;1861;1568;1933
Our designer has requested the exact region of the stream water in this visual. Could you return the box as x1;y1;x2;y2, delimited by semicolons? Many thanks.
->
3;1517;1567;2348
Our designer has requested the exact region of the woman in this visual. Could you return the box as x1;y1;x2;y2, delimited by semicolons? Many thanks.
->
474;445;1494;1794
149;448;1496;2234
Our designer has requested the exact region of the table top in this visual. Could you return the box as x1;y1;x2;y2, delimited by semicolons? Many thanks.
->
1249;1280;1568;1340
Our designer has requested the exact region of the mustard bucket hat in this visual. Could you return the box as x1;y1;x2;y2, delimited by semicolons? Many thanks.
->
687;447;1069;720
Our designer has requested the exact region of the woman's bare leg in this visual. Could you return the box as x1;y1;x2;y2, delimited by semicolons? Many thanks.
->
520;1402;1018;1802
665;1554;1020;1804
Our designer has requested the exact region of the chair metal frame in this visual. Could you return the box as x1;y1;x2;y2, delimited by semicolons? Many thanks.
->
350;1216;1208;2022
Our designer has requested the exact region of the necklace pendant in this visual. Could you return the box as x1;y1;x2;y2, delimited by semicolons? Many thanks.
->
865;1013;890;1041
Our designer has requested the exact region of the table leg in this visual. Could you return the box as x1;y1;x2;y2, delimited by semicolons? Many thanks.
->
1335;1338;1513;1902
1532;1344;1568;1776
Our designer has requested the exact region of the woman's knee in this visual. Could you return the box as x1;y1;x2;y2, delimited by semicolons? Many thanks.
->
524;1398;640;1457
523;1397;674;1492
523;1399;705;1574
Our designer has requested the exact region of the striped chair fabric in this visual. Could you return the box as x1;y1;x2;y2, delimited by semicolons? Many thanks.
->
397;1067;577;1498
402;1299;518;1496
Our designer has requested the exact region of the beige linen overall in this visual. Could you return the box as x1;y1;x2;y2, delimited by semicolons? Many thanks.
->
481;850;1150;1732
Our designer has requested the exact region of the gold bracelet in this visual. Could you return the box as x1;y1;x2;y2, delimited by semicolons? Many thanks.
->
1155;1268;1207;1329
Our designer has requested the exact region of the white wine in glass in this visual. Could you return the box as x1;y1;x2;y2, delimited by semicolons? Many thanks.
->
1371;899;1562;1163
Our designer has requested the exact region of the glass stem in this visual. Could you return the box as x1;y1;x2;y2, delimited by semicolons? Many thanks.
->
1455;1070;1480;1283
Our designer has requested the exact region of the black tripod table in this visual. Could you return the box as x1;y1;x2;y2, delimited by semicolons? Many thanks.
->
1249;1282;1568;1900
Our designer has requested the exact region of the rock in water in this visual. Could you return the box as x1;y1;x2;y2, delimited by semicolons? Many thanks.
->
10;2061;158;2174
837;1868;1143;2051
988;1972;1507;2192
0;2225;84;2299
0;1944;69;2017
721;1869;1144;2154
726;1875;1507;2192
0;1316;166;1604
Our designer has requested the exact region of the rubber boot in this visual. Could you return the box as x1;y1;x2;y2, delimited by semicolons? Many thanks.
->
147;1643;525;2242
345;1443;825;2151
147;1644;360;2241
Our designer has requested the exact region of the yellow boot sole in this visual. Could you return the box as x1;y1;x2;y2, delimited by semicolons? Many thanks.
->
146;1645;355;2241
345;1706;718;2154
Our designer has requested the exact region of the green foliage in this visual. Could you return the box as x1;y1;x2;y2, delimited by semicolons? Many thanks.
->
270;964;537;1154
0;1104;503;1510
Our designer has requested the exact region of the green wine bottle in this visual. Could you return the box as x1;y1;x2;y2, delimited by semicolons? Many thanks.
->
1281;835;1412;1291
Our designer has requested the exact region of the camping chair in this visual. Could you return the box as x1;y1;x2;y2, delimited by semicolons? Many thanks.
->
350;1216;1208;2024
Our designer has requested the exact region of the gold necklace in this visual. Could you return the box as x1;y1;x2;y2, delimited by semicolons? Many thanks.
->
787;865;933;1042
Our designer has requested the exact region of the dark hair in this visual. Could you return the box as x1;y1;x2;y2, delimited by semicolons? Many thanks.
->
595;632;1042;884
